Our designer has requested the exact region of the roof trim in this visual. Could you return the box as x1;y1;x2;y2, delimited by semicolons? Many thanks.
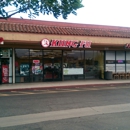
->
0;18;130;38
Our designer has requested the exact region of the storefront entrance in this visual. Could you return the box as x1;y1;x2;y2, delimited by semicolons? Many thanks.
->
14;49;104;83
0;58;9;84
43;58;62;81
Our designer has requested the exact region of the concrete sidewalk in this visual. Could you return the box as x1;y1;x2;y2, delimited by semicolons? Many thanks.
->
0;79;130;92
1;103;130;127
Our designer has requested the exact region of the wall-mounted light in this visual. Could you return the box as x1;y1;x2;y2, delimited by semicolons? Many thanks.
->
0;37;4;45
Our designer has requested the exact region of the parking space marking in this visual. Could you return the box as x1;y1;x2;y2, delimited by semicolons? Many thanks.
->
0;86;130;97
0;94;10;96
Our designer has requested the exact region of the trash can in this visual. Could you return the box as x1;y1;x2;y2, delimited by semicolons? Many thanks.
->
104;71;113;80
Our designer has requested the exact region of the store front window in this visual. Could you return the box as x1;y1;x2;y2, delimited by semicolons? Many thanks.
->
15;49;62;83
15;49;30;83
105;51;127;73
85;51;104;79
43;50;62;81
30;49;43;82
63;50;103;80
116;51;125;72
15;49;104;83
126;51;130;72
63;50;84;80
105;51;115;72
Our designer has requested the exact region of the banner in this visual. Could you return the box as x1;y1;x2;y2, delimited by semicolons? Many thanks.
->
63;68;83;75
2;65;9;83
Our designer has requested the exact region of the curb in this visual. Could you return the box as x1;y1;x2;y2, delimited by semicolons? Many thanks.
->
0;82;130;92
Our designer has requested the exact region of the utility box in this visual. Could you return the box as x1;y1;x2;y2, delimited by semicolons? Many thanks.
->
104;71;113;80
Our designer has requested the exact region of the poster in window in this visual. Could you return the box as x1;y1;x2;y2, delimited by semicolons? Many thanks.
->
2;65;9;83
63;68;83;75
20;64;29;76
32;64;43;75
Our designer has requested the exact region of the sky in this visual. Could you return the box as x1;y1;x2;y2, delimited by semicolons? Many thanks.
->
13;0;130;27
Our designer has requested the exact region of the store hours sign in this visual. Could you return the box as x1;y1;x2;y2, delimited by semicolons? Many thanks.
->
41;39;91;48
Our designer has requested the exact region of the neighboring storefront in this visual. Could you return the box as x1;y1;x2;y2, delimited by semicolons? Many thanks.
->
105;50;130;73
0;18;130;84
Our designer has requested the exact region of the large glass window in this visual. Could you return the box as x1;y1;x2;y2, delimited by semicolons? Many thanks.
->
15;49;30;83
126;51;130;72
30;49;43;82
116;51;125;72
15;49;62;83
43;50;62;81
105;51;126;73
105;51;115;72
85;51;104;79
63;50;84;80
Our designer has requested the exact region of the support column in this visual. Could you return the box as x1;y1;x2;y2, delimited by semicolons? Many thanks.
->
12;48;15;83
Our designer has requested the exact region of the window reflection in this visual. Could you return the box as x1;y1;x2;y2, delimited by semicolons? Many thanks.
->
15;49;62;83
43;50;62;58
43;50;62;81
15;49;104;82
63;50;84;80
85;51;104;79
63;50;84;68
30;49;43;82
105;51;130;76
116;51;125;72
15;49;30;83
15;49;44;82
126;51;130;72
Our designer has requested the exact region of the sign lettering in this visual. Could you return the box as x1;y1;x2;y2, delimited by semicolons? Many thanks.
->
33;60;40;64
2;65;9;83
125;43;130;49
41;39;91;48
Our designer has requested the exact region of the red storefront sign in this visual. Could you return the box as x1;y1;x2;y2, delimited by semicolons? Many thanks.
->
125;43;130;49
41;39;91;48
0;37;4;44
2;65;9;83
33;60;40;64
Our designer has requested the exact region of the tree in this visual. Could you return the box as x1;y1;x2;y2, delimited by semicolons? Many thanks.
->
0;0;83;19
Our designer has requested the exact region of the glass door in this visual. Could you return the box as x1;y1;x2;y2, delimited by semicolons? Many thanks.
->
1;58;9;84
43;58;62;81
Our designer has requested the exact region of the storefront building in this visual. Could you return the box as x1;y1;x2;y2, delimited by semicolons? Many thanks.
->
0;18;130;84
